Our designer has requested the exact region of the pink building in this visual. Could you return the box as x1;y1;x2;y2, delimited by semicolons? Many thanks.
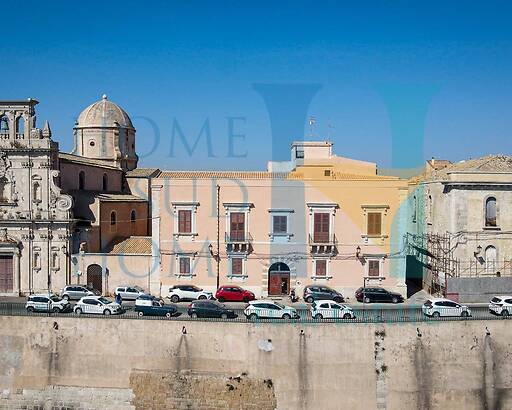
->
150;141;409;299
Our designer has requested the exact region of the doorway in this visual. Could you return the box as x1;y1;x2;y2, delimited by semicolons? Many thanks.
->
0;255;13;293
87;264;102;293
268;262;290;296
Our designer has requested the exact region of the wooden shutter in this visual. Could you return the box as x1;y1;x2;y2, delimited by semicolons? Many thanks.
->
179;257;190;274
231;258;243;275
230;213;245;241
273;215;287;233
178;210;192;233
315;260;327;276
314;213;330;242
368;260;380;276
367;212;382;236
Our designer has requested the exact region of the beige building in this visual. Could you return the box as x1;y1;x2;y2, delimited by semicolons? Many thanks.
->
151;141;409;298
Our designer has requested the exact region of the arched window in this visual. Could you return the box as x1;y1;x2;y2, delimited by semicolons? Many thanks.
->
130;210;136;223
485;246;497;274
32;182;41;202
102;173;108;191
0;177;8;202
16;116;25;136
110;211;117;226
78;171;85;190
428;195;433;221
485;197;497;227
0;115;9;134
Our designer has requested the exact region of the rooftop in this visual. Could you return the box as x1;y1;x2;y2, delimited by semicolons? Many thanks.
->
126;167;160;178
59;152;121;170
429;155;512;180
75;95;134;129
106;236;152;254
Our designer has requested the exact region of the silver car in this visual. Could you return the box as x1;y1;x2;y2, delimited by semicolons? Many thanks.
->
60;285;100;301
114;285;146;300
26;294;72;313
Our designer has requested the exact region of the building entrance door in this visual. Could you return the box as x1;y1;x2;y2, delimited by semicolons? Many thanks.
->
268;262;290;296
0;255;13;293
87;264;102;293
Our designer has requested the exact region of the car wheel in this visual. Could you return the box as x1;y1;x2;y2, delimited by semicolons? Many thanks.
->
242;297;249;303
334;297;343;303
165;312;172;318
27;306;34;313
190;312;198;319
314;313;323;320
103;309;111;316
75;308;82;315
305;296;314;304
501;309;509;317
249;313;258;321
432;311;440;318
198;295;207;300
461;311;469;318
392;297;398;304
62;295;69;301
282;313;291;320
138;311;144;317
343;313;352;319
170;295;179;303
52;307;60;313
220;313;228;319
364;297;371;303
218;297;225;303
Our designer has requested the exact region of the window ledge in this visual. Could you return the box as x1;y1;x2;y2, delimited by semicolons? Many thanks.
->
174;273;196;278
483;226;500;231
311;275;333;280
269;233;294;241
173;233;199;239
227;275;248;279
361;234;388;239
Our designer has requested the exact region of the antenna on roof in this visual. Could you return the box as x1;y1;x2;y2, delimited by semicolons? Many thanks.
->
308;116;316;138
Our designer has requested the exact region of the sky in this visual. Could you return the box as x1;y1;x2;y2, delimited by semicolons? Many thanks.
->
1;1;512;170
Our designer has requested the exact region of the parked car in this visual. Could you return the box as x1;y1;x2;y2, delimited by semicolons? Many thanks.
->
188;300;237;319
60;285;100;301
134;295;178;318
74;296;123;315
167;285;214;303
311;300;355;319
355;287;404;303
244;300;299;320
215;285;255;303
114;285;146;301
26;294;72;313
303;285;344;303
489;295;512;316
422;298;471;318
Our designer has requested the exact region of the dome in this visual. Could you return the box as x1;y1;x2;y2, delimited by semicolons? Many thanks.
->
76;95;134;129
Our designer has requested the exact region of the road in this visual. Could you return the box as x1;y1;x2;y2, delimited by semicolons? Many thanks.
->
0;296;504;323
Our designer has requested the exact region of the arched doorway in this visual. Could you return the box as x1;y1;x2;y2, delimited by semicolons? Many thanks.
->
87;264;102;293
268;262;290;296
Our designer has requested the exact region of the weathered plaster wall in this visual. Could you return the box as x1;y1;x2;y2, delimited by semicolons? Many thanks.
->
1;316;512;409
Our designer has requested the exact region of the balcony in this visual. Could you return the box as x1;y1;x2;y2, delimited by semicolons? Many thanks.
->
225;232;252;253
309;233;337;255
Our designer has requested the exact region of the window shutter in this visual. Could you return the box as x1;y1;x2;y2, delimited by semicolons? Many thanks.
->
368;260;379;276
179;257;190;274
316;260;327;276
232;258;243;275
178;210;192;233
368;213;382;236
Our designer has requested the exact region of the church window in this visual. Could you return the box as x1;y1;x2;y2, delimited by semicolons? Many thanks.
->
0;116;9;134
79;171;85;190
102;173;108;191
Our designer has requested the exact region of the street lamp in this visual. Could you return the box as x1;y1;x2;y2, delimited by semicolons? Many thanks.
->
209;243;220;290
356;246;361;260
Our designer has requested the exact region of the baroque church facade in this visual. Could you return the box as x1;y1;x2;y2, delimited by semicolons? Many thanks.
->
0;96;151;296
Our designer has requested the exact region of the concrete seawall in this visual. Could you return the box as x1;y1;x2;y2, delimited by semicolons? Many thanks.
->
1;316;511;409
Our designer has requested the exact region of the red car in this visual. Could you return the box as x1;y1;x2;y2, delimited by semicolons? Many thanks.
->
215;286;255;303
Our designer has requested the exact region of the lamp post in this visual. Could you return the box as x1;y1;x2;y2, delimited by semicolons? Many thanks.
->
209;243;220;290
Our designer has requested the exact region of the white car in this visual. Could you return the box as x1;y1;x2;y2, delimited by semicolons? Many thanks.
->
114;285;146;300
311;300;355;319
167;285;213;303
244;300;299;320
422;298;471;318
74;296;123;315
26;294;72;313
489;295;512;316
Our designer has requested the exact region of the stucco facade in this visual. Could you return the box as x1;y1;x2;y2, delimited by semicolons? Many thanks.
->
151;141;409;298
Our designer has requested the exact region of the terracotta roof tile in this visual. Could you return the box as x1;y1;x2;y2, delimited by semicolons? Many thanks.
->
107;236;152;254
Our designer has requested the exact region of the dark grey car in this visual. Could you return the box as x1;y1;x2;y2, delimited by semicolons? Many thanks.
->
303;285;344;303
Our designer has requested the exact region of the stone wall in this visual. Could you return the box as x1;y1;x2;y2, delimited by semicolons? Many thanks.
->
447;276;512;303
1;316;512;409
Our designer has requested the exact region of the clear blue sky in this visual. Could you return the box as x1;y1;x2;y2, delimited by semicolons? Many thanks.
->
2;1;512;170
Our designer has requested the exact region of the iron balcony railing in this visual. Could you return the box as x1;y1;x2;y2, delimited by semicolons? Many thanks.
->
225;232;253;243
308;233;337;245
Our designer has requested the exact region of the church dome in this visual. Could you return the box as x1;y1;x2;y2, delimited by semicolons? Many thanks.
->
76;95;134;129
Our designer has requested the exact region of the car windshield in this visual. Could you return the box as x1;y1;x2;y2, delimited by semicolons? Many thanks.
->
86;286;96;292
491;297;502;303
274;302;285;309
423;300;433;307
134;286;144;292
191;286;202;292
50;295;62;302
98;297;111;304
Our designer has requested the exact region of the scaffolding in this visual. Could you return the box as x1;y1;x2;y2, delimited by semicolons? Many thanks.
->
404;232;457;296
